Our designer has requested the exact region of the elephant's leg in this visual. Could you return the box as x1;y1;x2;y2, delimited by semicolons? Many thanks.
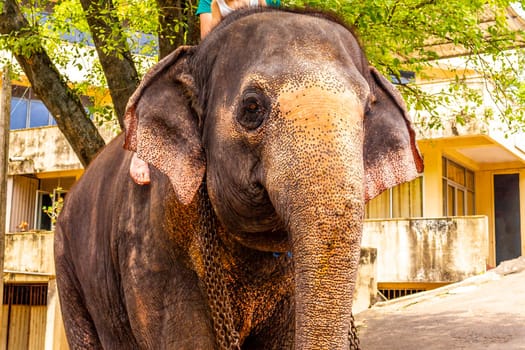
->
242;296;294;349
121;252;217;349
55;257;103;350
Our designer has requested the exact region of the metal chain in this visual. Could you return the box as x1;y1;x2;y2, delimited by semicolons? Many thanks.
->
198;183;360;350
198;184;241;350
349;313;361;350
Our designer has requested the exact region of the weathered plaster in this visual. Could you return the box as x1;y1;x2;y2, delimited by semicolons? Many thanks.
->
8;125;117;175
2;230;378;317
3;231;55;276
362;216;489;283
353;247;377;313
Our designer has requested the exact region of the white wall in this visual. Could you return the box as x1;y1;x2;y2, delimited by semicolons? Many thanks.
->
362;216;489;282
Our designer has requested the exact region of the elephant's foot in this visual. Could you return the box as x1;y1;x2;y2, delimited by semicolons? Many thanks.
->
130;153;151;185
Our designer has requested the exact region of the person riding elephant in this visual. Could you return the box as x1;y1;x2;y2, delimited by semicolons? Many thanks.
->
55;7;423;349
198;0;281;37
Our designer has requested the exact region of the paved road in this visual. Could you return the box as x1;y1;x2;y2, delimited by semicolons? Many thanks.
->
355;256;525;349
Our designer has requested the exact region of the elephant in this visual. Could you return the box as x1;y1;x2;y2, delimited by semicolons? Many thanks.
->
54;7;423;350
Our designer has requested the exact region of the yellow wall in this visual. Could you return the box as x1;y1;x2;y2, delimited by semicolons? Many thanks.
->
475;171;494;265
419;142;443;217
35;170;83;181
418;137;525;268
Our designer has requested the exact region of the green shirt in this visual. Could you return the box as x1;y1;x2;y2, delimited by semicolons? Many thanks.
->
196;0;281;15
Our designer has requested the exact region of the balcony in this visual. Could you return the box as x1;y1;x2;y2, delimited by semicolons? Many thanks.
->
363;216;489;284
3;231;55;282
8;125;116;176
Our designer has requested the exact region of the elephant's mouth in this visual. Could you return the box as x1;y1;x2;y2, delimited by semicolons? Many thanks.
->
209;177;290;252
226;186;290;252
229;228;290;252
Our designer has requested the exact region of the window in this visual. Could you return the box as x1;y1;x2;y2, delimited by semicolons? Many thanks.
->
10;85;94;129
442;158;475;216
35;190;52;230
366;176;423;219
35;188;67;230
390;70;415;85
30;100;54;127
10;86;55;130
10;97;29;129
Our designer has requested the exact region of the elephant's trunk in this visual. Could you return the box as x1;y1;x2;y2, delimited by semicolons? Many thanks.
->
264;84;366;348
281;172;364;348
290;198;363;349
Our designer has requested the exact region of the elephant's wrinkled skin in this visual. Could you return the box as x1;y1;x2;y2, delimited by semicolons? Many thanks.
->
55;8;423;349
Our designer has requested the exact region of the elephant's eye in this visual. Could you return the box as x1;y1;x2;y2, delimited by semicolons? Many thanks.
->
238;92;269;130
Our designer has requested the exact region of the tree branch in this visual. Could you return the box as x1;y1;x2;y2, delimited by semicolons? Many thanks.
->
157;0;199;58
0;0;106;167
79;0;140;128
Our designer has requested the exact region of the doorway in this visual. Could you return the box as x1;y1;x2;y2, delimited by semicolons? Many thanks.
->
494;174;522;265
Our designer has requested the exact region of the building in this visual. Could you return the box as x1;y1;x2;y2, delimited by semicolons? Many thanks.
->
0;78;115;349
362;5;525;298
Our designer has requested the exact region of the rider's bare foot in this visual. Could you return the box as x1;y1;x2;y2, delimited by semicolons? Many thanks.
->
130;153;151;185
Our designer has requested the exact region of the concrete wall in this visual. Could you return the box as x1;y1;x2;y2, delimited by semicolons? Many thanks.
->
8;125;116;176
9;127;83;175
4;231;55;276
353;247;377;313
362;216;489;283
3;220;489;337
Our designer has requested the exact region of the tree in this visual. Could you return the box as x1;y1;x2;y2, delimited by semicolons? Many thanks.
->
0;0;106;166
0;0;198;165
290;0;525;132
0;0;524;168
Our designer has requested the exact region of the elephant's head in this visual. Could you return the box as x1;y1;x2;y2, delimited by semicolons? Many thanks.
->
124;8;423;349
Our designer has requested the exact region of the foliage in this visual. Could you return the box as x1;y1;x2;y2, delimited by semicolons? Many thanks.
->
1;0;525;137
287;0;525;134
42;187;65;226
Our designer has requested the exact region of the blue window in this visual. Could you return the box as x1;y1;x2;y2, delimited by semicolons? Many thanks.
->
29;100;52;127
10;95;56;130
390;71;415;85
10;98;28;130
10;85;94;129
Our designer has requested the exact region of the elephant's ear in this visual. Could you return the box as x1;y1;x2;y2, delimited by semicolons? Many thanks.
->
124;46;205;205
364;67;424;202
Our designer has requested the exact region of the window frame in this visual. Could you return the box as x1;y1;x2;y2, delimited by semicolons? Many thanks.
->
365;176;423;219
442;157;475;216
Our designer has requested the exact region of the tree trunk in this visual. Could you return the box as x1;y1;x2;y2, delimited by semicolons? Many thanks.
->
79;0;140;129
0;65;11;329
0;0;106;167
157;0;200;59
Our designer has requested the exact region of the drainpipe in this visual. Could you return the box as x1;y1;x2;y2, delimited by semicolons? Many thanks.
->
0;65;12;323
